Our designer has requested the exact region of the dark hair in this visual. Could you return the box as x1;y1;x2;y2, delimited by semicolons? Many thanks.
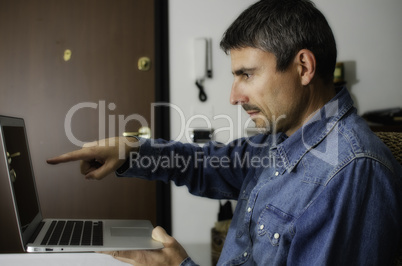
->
220;0;337;84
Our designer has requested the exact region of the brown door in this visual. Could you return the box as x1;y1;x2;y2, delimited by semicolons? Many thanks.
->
0;0;161;227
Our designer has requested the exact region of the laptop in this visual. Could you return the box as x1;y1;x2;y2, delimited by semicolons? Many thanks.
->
0;115;163;252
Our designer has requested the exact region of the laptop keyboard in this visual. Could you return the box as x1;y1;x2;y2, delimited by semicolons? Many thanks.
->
40;220;103;246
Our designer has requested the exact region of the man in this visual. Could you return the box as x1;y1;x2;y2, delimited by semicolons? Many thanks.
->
48;0;402;265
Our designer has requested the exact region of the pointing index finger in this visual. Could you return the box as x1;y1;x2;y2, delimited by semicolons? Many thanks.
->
46;148;93;165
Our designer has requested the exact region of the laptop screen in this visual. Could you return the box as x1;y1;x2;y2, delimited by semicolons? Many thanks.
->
0;116;42;248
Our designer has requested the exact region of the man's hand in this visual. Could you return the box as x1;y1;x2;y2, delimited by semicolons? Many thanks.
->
100;226;189;265
46;137;139;180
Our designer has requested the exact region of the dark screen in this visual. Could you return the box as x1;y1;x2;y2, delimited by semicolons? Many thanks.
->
2;126;40;232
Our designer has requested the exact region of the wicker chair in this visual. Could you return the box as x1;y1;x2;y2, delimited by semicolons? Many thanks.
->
376;132;402;165
375;132;402;265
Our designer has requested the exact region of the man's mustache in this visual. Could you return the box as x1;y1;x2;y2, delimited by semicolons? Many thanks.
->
242;104;261;113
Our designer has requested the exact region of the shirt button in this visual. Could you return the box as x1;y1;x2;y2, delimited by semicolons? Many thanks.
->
274;233;280;239
275;171;279;176
247;207;252;213
243;252;248;257
259;224;264;230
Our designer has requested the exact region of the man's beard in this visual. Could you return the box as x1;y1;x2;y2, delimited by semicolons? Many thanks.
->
242;104;269;133
242;104;285;135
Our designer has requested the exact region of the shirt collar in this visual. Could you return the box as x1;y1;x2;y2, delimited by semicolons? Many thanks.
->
273;87;355;174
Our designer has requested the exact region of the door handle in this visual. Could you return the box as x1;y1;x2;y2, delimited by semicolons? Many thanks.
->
123;126;151;139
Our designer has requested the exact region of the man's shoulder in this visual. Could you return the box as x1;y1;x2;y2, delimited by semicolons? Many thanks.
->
335;112;400;172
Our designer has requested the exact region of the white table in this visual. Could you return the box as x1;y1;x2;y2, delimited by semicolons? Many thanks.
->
0;253;129;266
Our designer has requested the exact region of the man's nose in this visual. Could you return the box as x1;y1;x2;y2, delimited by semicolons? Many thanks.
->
230;81;248;105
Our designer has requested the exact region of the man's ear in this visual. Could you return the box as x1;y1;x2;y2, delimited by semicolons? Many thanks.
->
296;49;316;86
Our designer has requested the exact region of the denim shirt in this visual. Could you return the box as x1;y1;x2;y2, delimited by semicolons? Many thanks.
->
117;88;402;265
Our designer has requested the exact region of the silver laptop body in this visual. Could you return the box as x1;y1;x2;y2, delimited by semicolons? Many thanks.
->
0;115;163;252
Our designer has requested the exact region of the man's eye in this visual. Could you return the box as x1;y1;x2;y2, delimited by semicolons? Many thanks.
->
243;73;251;79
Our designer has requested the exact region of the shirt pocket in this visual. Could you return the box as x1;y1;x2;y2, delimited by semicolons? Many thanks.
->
257;204;293;246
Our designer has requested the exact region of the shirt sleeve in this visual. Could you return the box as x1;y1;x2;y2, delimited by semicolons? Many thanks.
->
115;135;268;200
289;157;402;265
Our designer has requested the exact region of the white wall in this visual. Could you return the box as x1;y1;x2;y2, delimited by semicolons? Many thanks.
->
168;1;255;264
168;0;402;264
314;0;402;113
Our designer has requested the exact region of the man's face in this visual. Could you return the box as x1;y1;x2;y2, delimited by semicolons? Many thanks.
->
230;47;306;135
